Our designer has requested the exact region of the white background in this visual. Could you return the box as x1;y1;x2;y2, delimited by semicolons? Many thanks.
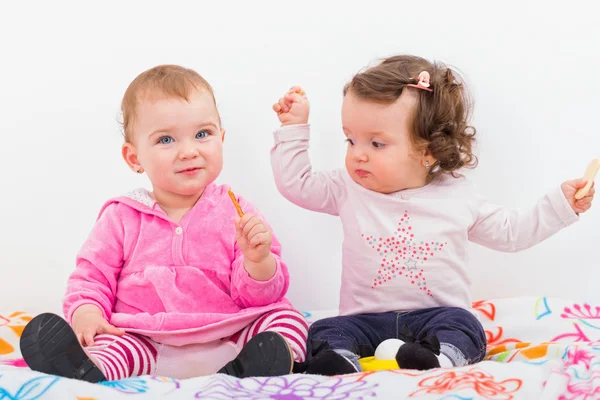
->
1;1;599;314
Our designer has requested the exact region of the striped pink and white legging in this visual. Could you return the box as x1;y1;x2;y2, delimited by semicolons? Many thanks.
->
88;309;308;381
227;309;309;363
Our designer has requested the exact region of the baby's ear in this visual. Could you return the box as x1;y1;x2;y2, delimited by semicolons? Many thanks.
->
421;149;436;169
122;142;141;173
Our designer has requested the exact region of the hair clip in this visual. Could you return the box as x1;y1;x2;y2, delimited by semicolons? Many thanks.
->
406;71;433;92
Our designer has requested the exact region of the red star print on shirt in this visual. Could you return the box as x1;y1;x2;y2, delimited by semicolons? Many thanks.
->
362;211;446;298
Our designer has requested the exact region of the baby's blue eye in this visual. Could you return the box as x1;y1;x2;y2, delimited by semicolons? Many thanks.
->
196;130;209;139
372;142;385;148
158;136;173;144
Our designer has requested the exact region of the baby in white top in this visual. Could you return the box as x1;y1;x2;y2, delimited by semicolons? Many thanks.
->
269;54;595;374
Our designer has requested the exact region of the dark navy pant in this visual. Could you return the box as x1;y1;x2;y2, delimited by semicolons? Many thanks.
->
307;307;487;366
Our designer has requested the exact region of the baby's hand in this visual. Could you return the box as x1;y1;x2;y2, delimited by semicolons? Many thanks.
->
72;304;125;346
561;179;595;214
273;86;310;126
235;213;272;263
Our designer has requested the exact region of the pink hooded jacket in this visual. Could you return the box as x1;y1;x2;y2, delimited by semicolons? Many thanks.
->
63;183;294;346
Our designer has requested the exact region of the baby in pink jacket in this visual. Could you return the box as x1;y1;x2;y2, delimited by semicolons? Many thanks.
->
20;65;308;381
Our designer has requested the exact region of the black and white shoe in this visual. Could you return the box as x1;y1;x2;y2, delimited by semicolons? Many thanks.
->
20;313;106;382
395;323;442;371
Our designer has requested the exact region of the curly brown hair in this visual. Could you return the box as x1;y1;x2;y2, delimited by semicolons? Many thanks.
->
343;55;477;179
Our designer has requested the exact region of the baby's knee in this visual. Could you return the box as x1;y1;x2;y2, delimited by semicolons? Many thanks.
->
441;307;485;336
307;316;339;338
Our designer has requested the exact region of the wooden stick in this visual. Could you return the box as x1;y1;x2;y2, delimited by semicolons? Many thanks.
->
575;159;600;200
228;189;244;217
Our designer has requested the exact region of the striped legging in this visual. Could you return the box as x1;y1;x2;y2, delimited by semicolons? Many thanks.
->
88;309;308;381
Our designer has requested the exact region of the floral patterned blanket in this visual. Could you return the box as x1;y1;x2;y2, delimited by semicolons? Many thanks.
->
1;297;599;399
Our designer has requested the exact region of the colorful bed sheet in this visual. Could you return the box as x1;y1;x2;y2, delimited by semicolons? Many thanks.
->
1;297;600;399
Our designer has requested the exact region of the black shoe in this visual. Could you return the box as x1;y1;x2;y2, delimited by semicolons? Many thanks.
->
305;350;359;376
292;360;309;373
218;331;293;378
20;313;106;382
395;324;442;371
395;342;441;370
